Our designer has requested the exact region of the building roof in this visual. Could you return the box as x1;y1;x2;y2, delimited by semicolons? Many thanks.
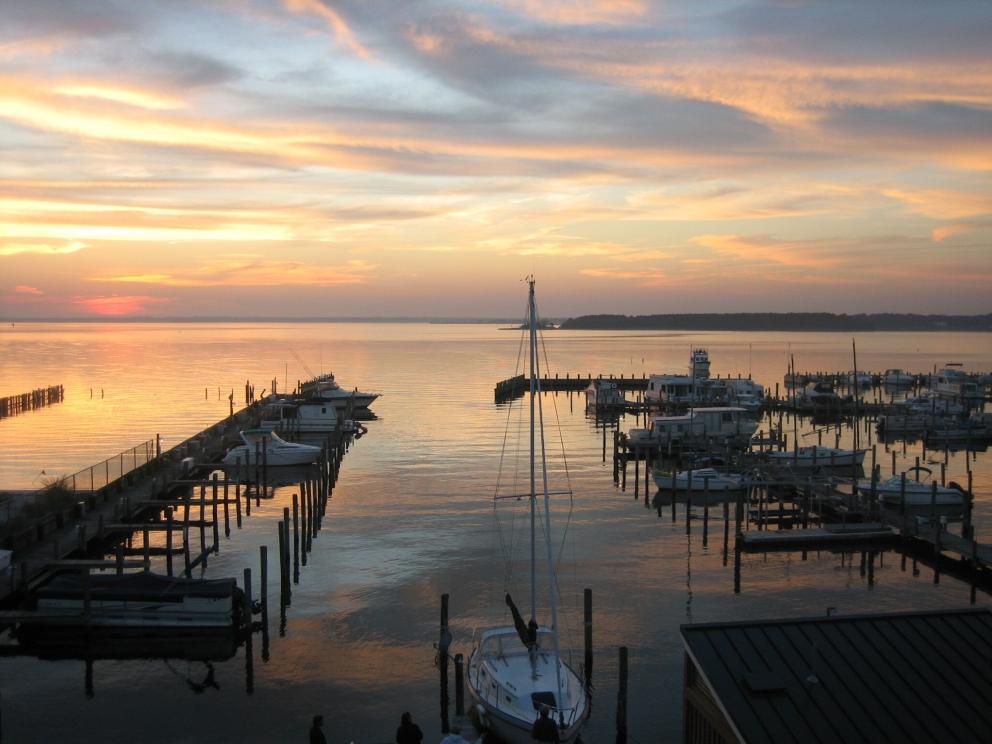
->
681;608;992;744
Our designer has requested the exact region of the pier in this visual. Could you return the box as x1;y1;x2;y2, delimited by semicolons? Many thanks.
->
0;385;64;419
0;398;352;609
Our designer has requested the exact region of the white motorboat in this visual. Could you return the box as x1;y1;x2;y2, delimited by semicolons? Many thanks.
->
883;369;915;386
260;398;338;433
931;366;983;402
29;573;243;629
767;446;866;468
584;379;626;409
653;467;745;493
222;429;321;466
301;373;379;410
467;280;589;744
798;382;845;407
690;348;710;379
629;407;757;447
847;370;872;388
857;467;965;507
904;394;966;417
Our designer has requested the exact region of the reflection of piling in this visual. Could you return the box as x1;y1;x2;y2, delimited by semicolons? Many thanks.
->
282;507;291;604
584;588;593;689
454;653;465;717
277;522;288;607
440;593;450;734
616;646;628;744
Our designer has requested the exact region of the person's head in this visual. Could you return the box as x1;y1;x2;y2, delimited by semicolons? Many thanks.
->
312;715;323;727
401;712;412;724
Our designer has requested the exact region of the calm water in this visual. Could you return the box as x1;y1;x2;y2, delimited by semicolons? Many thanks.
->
1;323;991;742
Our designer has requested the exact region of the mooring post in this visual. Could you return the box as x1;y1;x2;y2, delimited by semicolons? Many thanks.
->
301;489;308;567
260;545;269;652
616;646;628;744
142;528;150;571
583;588;593;689
292;493;300;584
277;522;288;607
282;507;292;604
199;484;208;568
183;498;192;577
633;448;640;499
671;468;677;523
115;543;124;575
722;500;730;567
211;474;220;551
440;593;450;734
223;474;231;537
165;506;174;576
702;477;710;547
243;567;253;632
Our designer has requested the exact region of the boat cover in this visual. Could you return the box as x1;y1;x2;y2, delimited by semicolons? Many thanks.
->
37;573;237;603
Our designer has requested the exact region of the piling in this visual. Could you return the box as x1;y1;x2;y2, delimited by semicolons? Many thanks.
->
454;653;465;717
223;475;231;537
440;593;451;734
277;522;288;607
165;507;174;576
211;474;220;551
292;493;300;584
583;588;593;689
260;545;270;654
616;646;629;744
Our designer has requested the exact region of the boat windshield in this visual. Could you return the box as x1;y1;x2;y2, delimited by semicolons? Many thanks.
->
478;631;557;658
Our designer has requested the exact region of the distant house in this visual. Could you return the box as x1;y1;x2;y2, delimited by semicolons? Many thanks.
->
680;608;992;744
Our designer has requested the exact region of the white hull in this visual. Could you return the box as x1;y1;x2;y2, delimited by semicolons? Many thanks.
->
768;447;866;468
222;429;321;466
857;479;964;507
654;468;744;492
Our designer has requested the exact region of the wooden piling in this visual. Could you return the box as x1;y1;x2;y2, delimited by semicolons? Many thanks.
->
617;646;628;744
277;522;288;606
223;474;231;537
454;653;465;717
583;588;593;689
292;493;300;584
165;507;174;576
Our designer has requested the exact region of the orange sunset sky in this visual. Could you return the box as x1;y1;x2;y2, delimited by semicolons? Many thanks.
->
1;0;990;318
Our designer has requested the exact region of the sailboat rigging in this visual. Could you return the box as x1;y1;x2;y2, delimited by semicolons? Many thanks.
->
466;279;589;744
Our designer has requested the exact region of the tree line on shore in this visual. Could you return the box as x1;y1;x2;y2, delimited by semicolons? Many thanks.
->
558;313;992;331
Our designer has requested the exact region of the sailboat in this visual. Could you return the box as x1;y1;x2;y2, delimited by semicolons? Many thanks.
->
466;279;589;744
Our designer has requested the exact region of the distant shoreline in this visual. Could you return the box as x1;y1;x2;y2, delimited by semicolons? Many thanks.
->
2;312;990;331
559;313;992;332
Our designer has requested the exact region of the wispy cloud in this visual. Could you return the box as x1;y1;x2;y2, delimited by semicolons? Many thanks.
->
14;284;43;295
0;240;86;256
281;0;371;59
94;258;378;288
73;294;170;317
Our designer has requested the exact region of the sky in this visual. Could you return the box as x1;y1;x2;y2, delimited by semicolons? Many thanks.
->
1;0;990;319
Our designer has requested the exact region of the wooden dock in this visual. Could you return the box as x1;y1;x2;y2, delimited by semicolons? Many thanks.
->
0;385;64;419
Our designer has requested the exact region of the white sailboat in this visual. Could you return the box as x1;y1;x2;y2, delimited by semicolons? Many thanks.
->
466;279;589;744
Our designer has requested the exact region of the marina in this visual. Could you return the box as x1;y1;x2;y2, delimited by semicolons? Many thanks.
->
0;324;990;742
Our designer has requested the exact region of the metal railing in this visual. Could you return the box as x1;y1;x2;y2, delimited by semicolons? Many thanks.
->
68;438;157;493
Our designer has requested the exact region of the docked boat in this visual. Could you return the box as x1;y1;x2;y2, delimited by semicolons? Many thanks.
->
653;467;745;493
222;429;321;466
877;413;934;433
931;366;983;403
584;379;625;409
27;573;244;629
857;468;965;507
904;394;967;417
467;280;589;744
260;398;338;433
847;370;872;388
300;373;379;411
883;369;915;386
690;348;710;379
924;420;990;442
628;407;757;447
767;446;866;468
798;382;845;408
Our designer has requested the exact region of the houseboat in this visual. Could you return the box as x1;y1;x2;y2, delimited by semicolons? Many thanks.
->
584;379;626;409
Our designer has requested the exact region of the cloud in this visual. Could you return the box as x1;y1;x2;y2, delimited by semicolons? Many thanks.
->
94;258;378;288
281;0;371;59
0;240;86;256
73;294;170;317
14;285;43;295
492;0;649;26
53;84;183;111
580;266;674;287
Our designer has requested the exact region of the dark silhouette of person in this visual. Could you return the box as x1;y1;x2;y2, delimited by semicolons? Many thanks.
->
309;714;327;744
531;706;560;742
395;711;423;744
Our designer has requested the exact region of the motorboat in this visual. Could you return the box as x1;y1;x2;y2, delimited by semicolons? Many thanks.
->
260;398;338;433
300;373;379;411
628;407;757;447
877;413;933;434
27;573;244;629
584;379;626;409
767;446;866;468
924;420;990;442
857;467;965;507
904;394;966;417
883;369;915;386
467;280;589;744
931;366;983;403
222;429;321;466
798;382;845;408
653;467;745;493
847;371;872;388
690;348;710;379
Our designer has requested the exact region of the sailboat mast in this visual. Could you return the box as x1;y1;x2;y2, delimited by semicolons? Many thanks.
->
528;279;538;621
